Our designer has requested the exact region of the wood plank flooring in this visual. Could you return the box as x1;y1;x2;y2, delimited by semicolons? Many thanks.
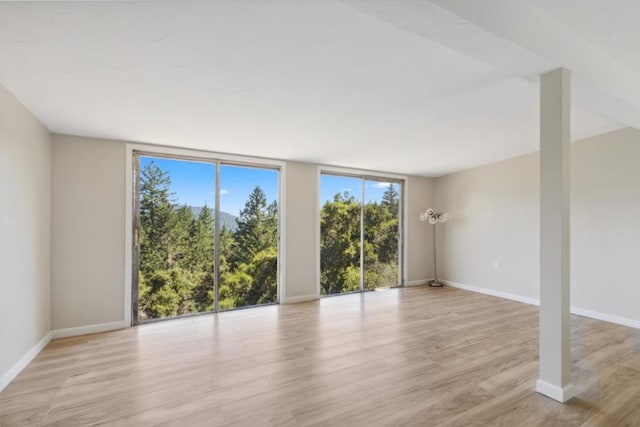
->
1;286;639;426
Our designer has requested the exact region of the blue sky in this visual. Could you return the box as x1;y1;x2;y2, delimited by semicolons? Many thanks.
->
140;156;278;216
140;156;399;215
320;174;400;206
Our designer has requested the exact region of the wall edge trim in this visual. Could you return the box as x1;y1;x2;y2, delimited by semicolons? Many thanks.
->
406;279;433;287
0;332;52;392
283;294;319;304
442;280;640;329
51;320;128;339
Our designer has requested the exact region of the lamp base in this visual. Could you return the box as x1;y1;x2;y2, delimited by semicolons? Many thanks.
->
429;279;444;287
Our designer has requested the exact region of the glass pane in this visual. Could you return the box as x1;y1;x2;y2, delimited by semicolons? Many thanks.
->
364;180;400;290
218;165;279;310
320;174;362;295
137;156;215;321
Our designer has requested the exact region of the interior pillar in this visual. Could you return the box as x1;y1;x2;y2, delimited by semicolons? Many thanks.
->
536;68;575;403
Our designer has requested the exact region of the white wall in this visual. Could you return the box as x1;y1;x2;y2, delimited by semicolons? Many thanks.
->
284;162;317;300
406;175;436;284
0;85;52;388
570;129;640;322
435;127;640;325
51;135;126;330
435;153;539;299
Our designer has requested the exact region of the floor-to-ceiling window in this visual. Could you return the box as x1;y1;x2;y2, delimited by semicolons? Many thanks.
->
319;174;363;295
132;153;280;324
320;172;403;296
218;164;279;310
363;179;401;291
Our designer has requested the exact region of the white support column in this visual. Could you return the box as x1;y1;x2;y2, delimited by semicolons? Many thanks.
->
536;68;575;403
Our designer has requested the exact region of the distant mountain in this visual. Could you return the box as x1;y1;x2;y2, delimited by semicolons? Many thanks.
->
176;206;239;232
220;211;239;232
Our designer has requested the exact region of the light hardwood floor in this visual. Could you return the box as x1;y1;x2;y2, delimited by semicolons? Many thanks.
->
1;286;639;426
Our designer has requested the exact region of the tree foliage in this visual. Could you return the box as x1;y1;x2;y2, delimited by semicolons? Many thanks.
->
137;162;278;320
320;184;400;295
137;162;400;320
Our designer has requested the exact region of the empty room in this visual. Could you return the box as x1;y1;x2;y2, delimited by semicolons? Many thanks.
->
1;1;639;426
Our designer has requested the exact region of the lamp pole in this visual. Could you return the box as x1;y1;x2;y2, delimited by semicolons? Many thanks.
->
420;209;447;287
430;221;443;287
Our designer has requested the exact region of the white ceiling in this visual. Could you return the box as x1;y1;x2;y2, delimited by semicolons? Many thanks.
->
526;0;640;73
0;1;634;177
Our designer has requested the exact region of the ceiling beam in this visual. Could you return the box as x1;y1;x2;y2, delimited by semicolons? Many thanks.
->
345;0;640;129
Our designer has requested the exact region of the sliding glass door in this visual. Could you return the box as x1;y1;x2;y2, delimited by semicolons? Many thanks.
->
319;175;362;295
134;156;215;322
320;173;402;296
364;180;401;290
218;165;279;310
132;153;280;324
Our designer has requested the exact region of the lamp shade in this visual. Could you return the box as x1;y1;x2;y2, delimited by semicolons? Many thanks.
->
419;208;449;224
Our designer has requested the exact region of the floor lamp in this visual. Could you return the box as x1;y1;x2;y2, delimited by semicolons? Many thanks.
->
419;208;449;287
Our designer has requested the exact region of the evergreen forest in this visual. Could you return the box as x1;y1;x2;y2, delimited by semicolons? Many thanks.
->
319;184;400;295
137;161;278;320
137;161;400;320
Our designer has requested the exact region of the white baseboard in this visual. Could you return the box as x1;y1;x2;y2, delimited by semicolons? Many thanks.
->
0;331;52;392
442;279;640;330
406;279;433;287
535;379;576;402
282;294;319;304
570;307;640;330
51;320;129;339
443;280;540;306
